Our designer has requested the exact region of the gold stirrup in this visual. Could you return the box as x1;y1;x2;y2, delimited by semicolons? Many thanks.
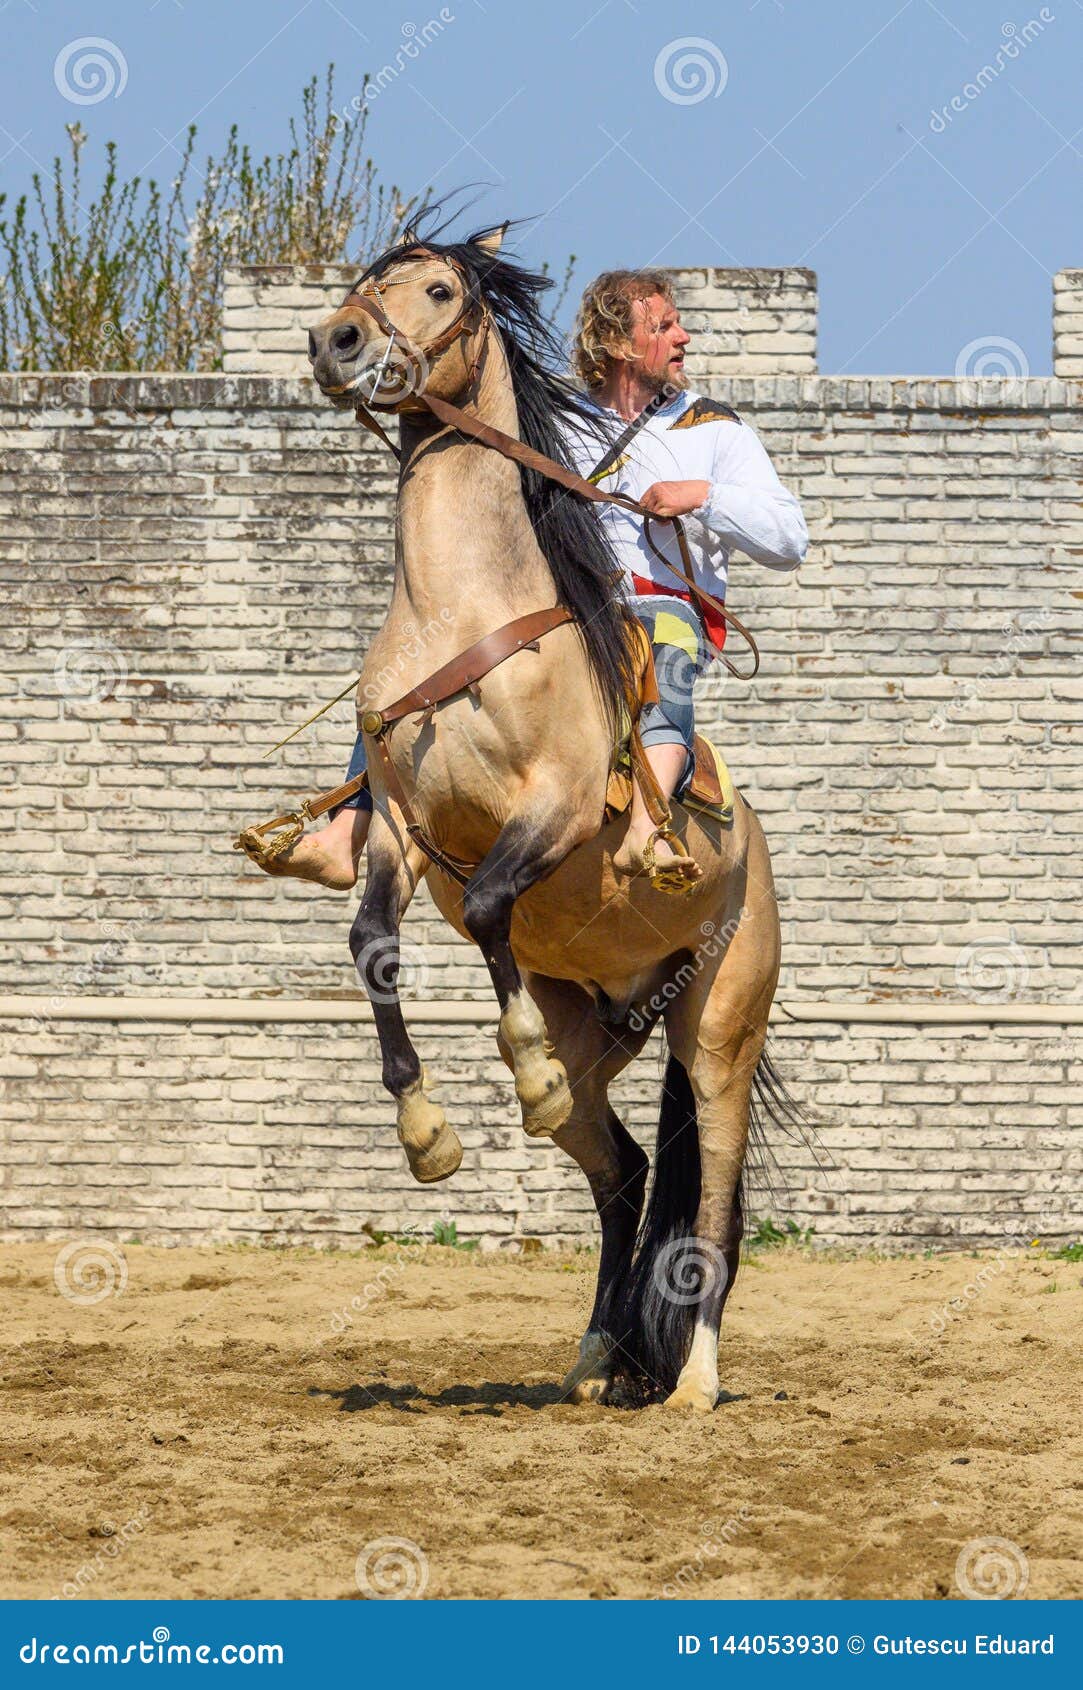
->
641;826;700;895
233;806;313;869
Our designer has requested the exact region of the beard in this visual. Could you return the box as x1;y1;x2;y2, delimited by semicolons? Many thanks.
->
641;360;689;398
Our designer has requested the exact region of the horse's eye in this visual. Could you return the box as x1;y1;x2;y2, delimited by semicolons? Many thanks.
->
428;284;452;302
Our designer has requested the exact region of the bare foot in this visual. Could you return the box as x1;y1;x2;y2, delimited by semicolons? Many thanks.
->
612;822;703;887
236;808;368;890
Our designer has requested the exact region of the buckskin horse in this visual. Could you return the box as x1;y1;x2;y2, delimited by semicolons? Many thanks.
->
274;222;799;1411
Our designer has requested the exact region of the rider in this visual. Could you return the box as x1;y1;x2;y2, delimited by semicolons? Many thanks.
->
244;268;806;891
565;269;806;884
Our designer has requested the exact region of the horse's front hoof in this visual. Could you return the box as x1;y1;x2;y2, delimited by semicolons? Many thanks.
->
518;1058;573;1138
405;1125;463;1184
396;1082;463;1183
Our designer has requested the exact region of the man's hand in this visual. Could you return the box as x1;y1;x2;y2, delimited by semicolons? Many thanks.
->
638;479;711;518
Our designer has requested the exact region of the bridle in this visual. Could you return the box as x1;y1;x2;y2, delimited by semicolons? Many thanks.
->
319;245;759;681
325;246;490;456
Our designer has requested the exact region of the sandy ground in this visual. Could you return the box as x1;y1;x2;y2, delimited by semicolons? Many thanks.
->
1;1240;1080;1601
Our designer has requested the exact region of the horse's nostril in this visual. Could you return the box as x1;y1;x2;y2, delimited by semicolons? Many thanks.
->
307;330;317;360
332;324;360;357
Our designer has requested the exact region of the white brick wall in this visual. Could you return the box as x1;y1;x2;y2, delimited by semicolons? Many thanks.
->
671;267;817;376
1;360;1080;1247
0;1011;1077;1250
221;263;817;377
1053;270;1083;379
222;266;360;375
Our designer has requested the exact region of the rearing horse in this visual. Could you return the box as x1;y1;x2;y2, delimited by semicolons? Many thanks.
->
305;223;789;1411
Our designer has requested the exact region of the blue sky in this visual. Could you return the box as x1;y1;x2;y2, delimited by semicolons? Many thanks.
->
1;0;1077;373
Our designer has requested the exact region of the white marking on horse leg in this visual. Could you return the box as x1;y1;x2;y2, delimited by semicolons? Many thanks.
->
664;1319;720;1413
561;1329;614;1402
499;989;572;1138
396;1078;463;1184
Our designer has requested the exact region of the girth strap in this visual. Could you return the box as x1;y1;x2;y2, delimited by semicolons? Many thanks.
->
373;729;476;887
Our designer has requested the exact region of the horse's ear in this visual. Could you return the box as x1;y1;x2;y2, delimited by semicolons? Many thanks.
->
473;221;509;256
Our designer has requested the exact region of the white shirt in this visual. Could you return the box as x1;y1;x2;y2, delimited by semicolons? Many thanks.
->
565;389;807;601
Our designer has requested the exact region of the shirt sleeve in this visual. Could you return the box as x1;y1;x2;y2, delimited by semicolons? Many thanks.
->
694;420;807;572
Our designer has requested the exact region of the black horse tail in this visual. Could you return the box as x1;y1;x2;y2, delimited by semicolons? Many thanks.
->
613;1045;811;1401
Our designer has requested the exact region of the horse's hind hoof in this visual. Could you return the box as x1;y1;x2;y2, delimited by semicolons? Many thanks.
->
566;1375;611;1404
396;1082;463;1183
662;1382;718;1414
561;1331;614;1403
518;1059;573;1138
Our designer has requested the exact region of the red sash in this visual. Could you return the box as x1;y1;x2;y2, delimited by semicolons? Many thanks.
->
630;572;727;655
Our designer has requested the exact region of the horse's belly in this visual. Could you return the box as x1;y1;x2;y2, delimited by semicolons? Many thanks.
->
427;808;747;995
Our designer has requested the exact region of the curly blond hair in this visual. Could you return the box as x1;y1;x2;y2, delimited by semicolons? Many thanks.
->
571;269;675;390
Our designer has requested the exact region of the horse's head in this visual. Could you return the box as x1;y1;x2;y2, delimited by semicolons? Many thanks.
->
307;225;507;412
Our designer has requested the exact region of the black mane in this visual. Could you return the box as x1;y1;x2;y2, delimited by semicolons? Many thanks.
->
361;213;639;729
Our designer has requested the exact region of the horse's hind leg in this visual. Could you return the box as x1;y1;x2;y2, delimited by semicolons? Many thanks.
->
462;803;596;1139
520;975;653;1402
559;1104;649;1402
657;823;779;1411
351;817;462;1184
663;1060;754;1412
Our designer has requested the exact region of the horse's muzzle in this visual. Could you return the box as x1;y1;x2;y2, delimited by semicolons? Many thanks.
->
309;312;372;393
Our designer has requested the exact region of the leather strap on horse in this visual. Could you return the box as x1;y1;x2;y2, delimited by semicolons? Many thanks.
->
344;250;490;457
628;720;671;830
371;734;476;886
360;604;578;887
356;604;576;734
235;606;580;882
345;250;483;371
353;403;401;462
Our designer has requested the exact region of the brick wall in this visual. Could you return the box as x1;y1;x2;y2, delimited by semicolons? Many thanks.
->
670;267;817;376
223;266;361;375
1053;271;1083;379
221;264;817;378
1;316;1080;1247
1;1009;1077;1249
